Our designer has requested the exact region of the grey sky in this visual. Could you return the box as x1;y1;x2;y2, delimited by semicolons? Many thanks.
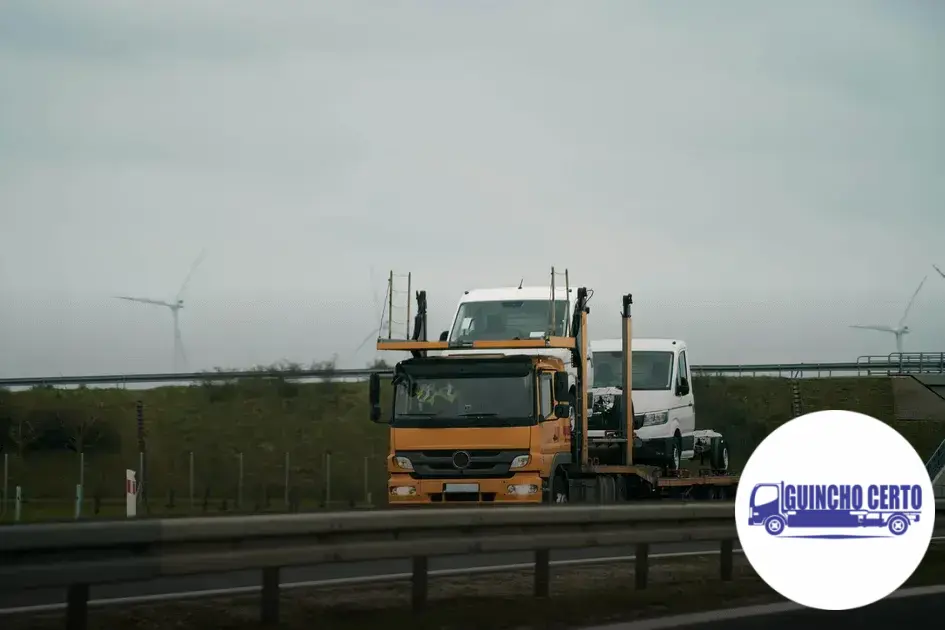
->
2;0;944;377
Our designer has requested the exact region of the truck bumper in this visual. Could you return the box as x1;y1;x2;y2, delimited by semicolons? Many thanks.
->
388;474;544;505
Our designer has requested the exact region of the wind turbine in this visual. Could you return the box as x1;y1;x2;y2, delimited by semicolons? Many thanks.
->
850;275;927;354
115;250;207;373
934;264;945;280
352;265;388;359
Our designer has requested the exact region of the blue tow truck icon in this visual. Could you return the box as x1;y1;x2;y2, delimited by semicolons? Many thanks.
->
748;482;923;537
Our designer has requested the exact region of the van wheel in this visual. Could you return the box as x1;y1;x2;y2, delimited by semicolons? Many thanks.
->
711;438;730;473
666;434;682;473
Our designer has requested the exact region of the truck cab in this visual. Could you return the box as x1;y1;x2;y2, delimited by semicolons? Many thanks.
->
371;353;574;504
589;338;696;471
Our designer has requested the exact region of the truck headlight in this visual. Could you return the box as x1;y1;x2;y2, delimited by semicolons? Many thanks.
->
393;456;413;471
642;411;669;427
510;455;530;469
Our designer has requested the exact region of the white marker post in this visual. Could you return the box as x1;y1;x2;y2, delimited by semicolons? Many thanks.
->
126;469;138;518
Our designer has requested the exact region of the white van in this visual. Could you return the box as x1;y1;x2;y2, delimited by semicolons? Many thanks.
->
589;338;703;471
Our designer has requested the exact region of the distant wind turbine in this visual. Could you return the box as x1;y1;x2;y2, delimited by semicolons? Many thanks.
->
933;264;945;280
352;265;388;359
850;275;927;354
114;250;207;373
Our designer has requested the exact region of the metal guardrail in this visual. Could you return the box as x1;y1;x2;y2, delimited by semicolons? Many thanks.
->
2;352;945;388
2;502;944;629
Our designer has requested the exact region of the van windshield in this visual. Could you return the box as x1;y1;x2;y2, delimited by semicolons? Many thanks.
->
592;350;675;390
448;299;569;342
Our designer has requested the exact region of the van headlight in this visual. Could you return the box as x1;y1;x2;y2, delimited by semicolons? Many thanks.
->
642;411;669;427
393;456;414;470
510;455;530;469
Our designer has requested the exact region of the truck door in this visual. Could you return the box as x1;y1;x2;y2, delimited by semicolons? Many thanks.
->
537;371;564;465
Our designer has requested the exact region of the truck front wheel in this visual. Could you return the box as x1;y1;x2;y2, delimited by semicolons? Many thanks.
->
545;472;568;504
764;515;786;536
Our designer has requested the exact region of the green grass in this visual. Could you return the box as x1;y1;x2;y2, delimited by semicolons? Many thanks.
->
7;543;945;629
0;375;942;522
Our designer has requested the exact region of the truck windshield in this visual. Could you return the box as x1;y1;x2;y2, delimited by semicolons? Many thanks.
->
448;299;569;342
592;350;675;390
393;375;534;425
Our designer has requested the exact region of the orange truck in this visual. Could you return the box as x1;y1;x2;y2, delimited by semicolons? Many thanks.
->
367;273;738;505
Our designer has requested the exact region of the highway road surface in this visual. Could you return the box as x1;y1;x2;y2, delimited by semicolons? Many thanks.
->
583;584;945;629
1;540;738;612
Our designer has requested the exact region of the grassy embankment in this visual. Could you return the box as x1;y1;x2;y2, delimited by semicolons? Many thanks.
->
0;375;942;522
7;543;945;629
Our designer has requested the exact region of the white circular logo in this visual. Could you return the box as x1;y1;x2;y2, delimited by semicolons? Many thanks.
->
735;410;934;610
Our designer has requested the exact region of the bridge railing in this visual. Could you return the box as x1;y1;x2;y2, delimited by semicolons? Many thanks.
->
3;352;945;389
927;438;945;487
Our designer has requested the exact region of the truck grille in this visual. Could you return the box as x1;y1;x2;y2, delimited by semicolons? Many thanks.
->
395;449;528;480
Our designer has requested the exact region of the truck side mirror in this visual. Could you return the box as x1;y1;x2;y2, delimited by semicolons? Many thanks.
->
368;373;383;423
553;372;569;402
677;377;690;396
554;402;570;418
439;330;449;342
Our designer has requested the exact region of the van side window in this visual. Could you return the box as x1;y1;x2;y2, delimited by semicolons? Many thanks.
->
677;351;689;389
539;373;553;418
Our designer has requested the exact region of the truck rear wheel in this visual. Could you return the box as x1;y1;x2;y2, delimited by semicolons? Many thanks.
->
888;514;909;536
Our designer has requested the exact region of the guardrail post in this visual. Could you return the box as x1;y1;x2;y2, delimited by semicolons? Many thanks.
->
411;556;428;611
261;567;280;624
720;539;733;581
635;543;649;589
534;549;550;597
66;583;89;630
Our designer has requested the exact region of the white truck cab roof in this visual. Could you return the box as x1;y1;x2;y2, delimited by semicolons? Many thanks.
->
436;285;576;368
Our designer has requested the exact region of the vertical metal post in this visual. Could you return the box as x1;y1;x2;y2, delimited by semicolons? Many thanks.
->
411;556;428;611
363;456;369;504
622;294;634;464
189;451;195;509
79;451;85;492
549;266;555;335
325;451;332;506
74;484;83;520
406;272;412;339
138;452;144;506
720;539;734;581
14;486;22;522
237;452;244;510
635;543;649;589
284;452;290;508
136;401;146;509
564;268;571;335
66;583;89;630
2;453;8;518
387;271;393;339
260;567;280;625
534;549;550;597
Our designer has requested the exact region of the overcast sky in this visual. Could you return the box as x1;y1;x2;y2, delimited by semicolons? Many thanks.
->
2;0;944;377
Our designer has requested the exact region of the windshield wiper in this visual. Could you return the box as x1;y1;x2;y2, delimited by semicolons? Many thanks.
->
459;412;498;417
